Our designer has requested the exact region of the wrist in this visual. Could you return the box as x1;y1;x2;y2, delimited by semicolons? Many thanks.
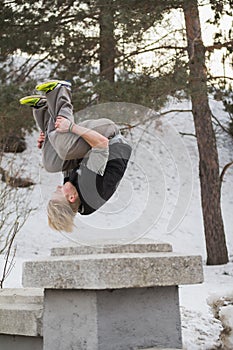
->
69;122;74;133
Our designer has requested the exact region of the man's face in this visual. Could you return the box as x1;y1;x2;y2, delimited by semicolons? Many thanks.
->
52;182;78;203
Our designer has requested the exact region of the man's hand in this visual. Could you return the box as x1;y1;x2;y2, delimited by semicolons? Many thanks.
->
37;131;45;149
55;116;72;133
55;115;109;149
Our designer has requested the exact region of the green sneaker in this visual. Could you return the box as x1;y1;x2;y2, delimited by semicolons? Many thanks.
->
35;80;72;93
19;95;47;108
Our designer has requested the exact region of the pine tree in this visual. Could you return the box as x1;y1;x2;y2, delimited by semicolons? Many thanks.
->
182;0;228;265
1;0;231;264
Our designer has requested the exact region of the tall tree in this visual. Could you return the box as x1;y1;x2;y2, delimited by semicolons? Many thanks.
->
98;1;115;82
1;0;231;265
182;0;228;264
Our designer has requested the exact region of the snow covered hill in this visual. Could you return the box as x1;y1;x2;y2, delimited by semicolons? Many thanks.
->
1;97;233;349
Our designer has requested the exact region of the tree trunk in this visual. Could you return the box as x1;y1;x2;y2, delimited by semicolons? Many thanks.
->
99;1;115;83
182;0;228;265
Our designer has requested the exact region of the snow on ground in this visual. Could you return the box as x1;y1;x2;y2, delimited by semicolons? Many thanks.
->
0;97;233;349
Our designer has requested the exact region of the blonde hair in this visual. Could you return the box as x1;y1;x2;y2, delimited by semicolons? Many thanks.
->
47;195;79;233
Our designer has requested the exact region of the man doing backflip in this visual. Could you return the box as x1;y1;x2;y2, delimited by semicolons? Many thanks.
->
20;80;132;232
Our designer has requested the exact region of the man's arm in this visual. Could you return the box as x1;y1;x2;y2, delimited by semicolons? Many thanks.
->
55;116;109;175
37;131;45;149
55;116;109;149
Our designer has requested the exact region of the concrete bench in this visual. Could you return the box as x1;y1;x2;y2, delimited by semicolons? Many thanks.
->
21;239;203;350
0;288;43;350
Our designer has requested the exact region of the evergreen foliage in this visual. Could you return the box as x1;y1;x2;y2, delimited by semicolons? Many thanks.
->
0;80;36;144
0;0;232;264
0;0;188;138
0;0;232;136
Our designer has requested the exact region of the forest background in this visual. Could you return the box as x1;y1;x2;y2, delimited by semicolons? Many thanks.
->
0;0;233;267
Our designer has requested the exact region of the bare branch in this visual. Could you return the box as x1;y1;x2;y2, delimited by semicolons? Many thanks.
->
160;109;192;116
208;76;233;82
0;151;37;259
179;132;196;137
206;40;233;52
211;113;229;134
120;109;192;131
0;222;18;289
5;55;33;81
16;53;50;82
220;161;233;186
116;30;187;65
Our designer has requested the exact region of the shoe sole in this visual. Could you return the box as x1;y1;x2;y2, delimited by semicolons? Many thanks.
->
36;80;72;92
19;95;46;107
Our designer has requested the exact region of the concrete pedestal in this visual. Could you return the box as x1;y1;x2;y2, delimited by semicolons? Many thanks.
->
43;287;181;350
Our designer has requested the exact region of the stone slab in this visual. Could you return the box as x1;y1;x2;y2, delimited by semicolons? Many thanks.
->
51;240;173;256
0;288;43;304
0;288;43;337
0;303;43;336
22;252;203;289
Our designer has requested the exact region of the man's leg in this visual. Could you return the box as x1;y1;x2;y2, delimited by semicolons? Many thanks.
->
42;86;91;160
36;81;120;161
32;103;65;172
33;103;50;133
19;92;82;172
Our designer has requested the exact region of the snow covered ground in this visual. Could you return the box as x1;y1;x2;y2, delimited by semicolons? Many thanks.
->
0;97;233;349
